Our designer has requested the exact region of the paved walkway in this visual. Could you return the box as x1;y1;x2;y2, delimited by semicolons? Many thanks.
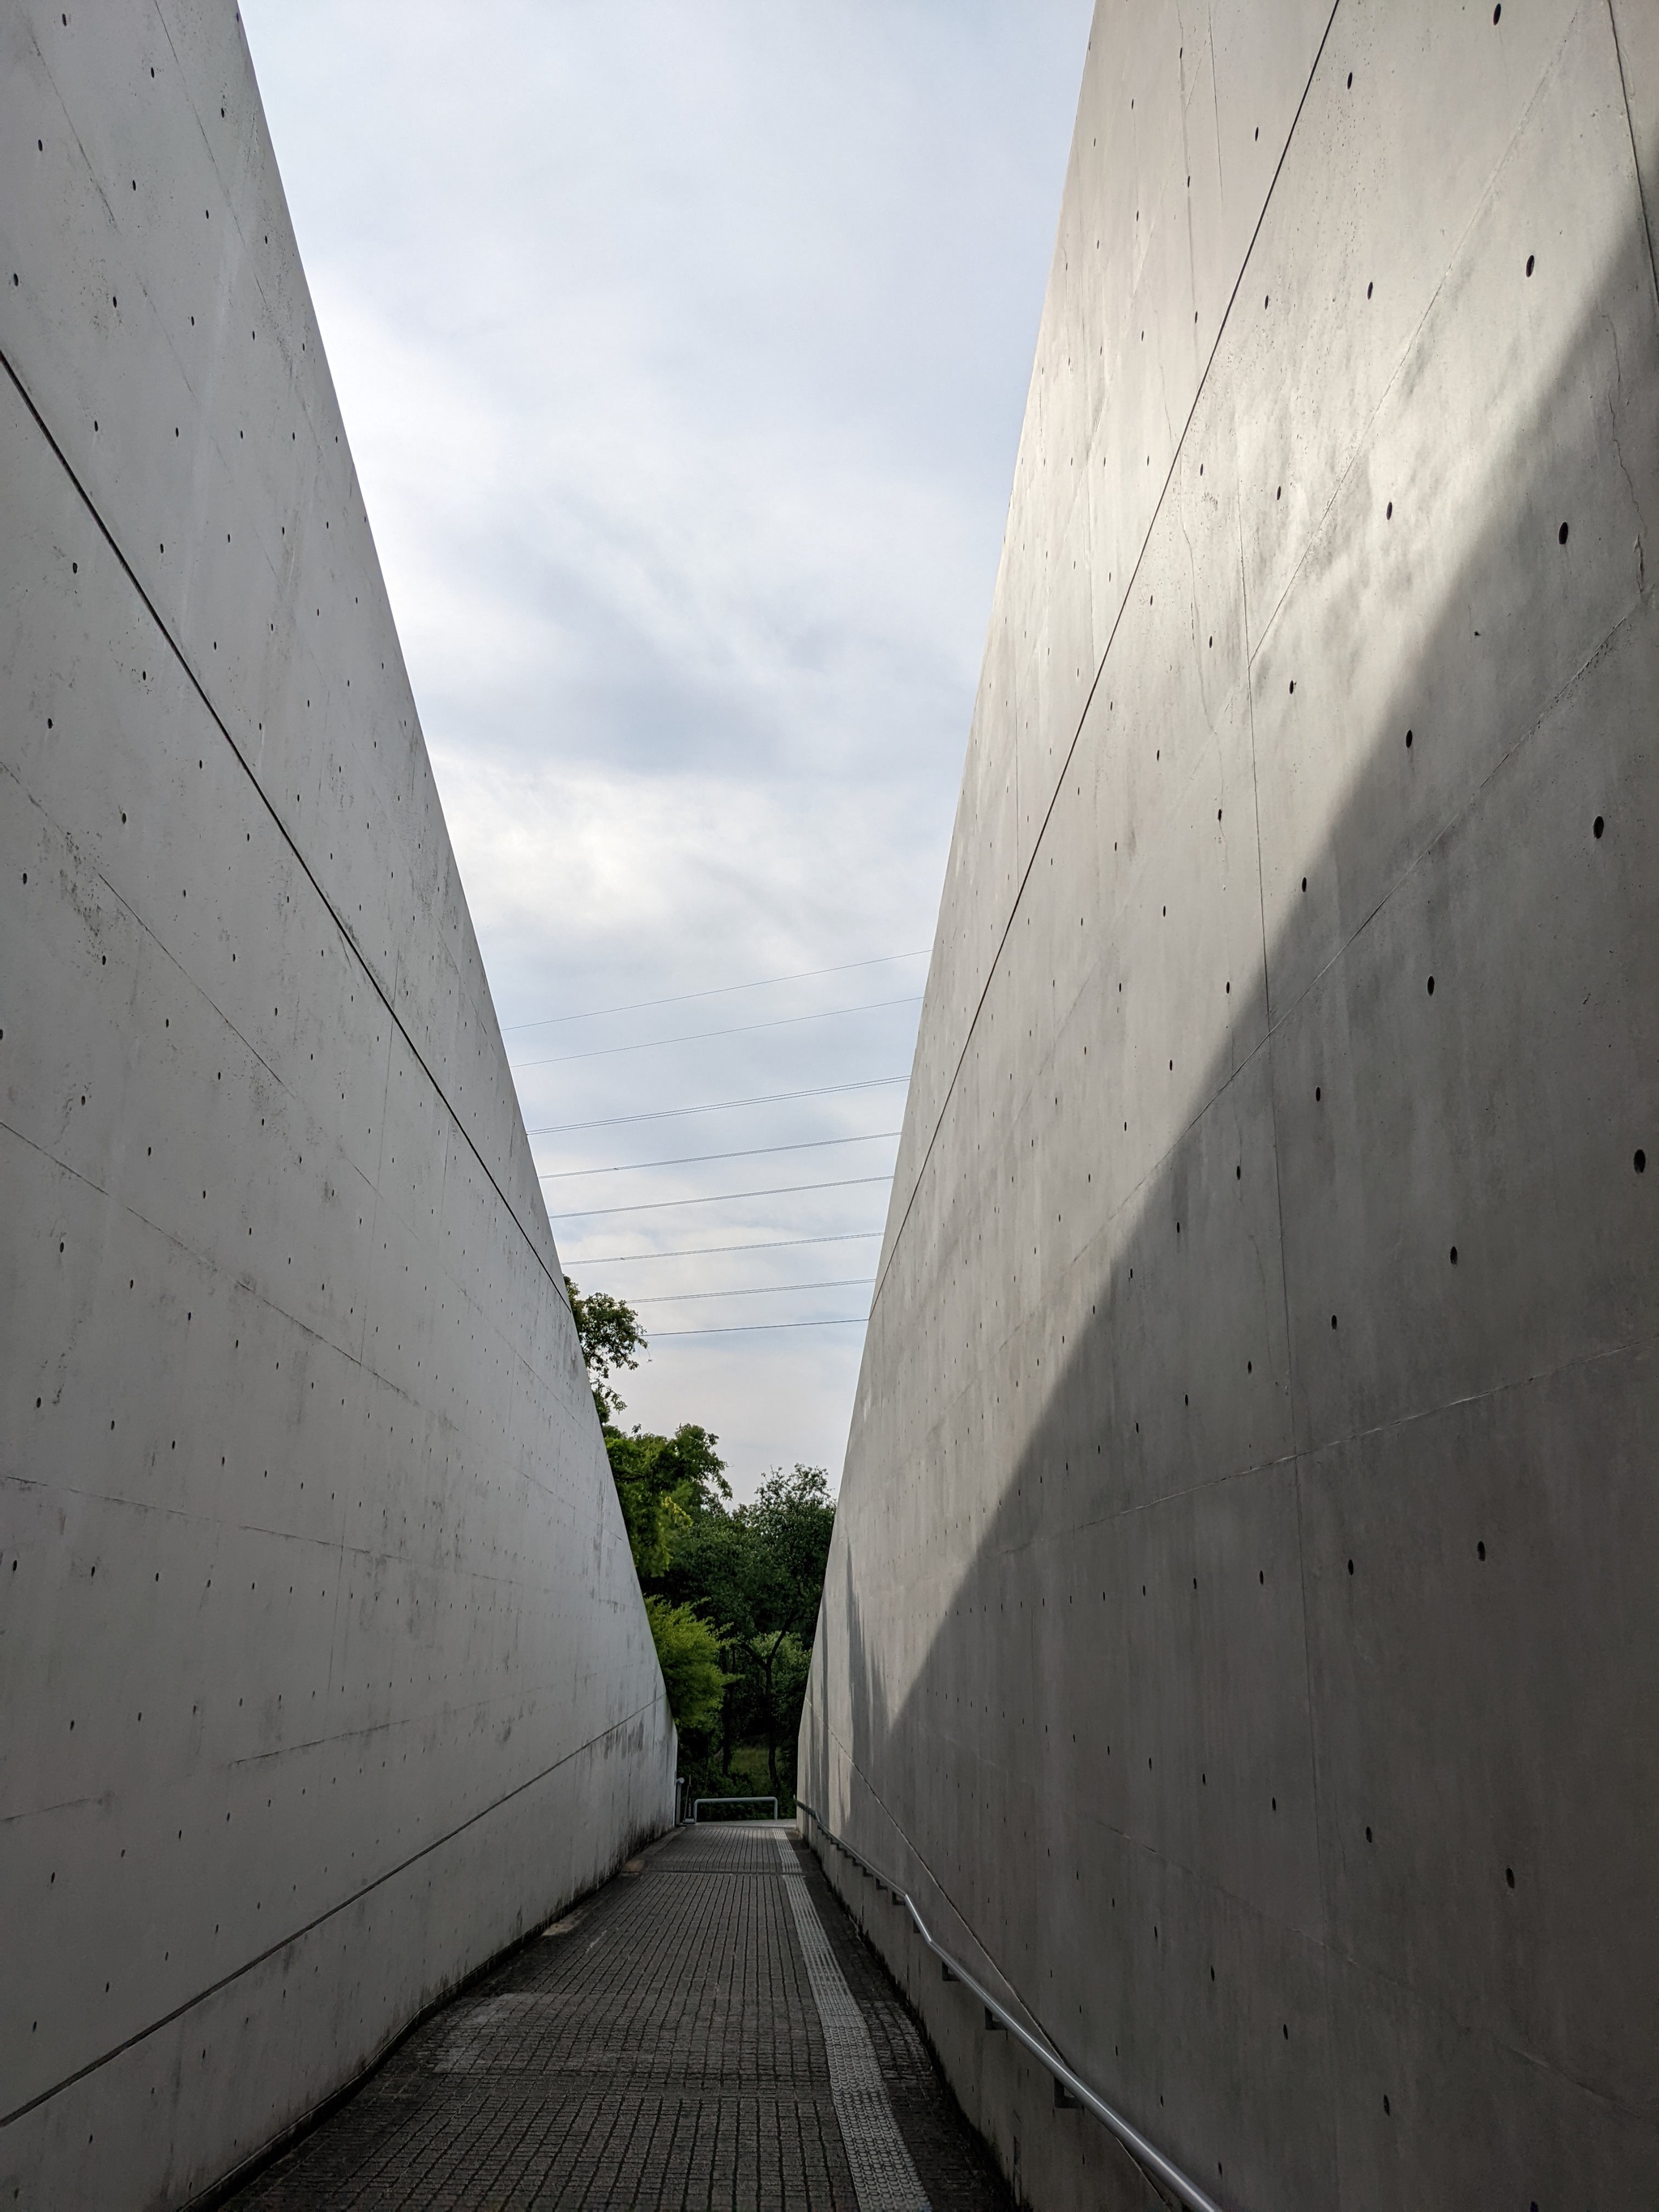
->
232;1824;1011;2210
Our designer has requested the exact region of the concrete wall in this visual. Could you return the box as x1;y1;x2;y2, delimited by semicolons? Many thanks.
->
802;2;1659;2205
0;6;674;2204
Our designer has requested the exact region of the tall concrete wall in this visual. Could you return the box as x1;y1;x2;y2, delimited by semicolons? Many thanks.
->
803;3;1659;2205
0;6;674;2204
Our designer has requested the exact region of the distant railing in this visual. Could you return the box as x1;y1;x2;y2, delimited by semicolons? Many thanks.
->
690;1795;778;1822
796;1801;1225;2212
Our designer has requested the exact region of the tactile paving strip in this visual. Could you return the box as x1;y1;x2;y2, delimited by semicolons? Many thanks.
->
229;1824;1004;2209
774;1835;931;2212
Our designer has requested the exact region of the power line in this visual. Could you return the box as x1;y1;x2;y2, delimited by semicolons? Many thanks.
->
650;1317;869;1337
536;1130;902;1182
512;994;921;1073
567;1229;884;1264
548;1174;892;1222
502;948;930;1033
629;1276;874;1305
527;1074;908;1138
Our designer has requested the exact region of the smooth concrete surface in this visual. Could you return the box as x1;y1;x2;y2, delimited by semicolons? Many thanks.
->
0;7;674;2205
803;3;1659;2206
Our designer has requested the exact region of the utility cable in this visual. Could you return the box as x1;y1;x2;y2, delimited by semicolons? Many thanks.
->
512;993;921;1072
649;1317;868;1337
548;1173;891;1221
527;1074;907;1138
628;1276;875;1305
536;1130;902;1181
502;948;929;1032
566;1229;884;1264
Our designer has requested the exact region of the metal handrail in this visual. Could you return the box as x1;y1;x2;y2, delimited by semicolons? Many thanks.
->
796;1801;1224;2212
691;1795;778;1822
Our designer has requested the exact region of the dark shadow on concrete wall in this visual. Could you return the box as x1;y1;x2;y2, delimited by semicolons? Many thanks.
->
807;160;1659;2212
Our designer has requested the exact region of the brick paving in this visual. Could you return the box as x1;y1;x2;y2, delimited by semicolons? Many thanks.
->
230;1824;1012;2210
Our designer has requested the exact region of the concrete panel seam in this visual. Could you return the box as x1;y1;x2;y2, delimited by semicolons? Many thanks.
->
1263;583;1655;1038
1608;0;1659;310
0;1694;662;2133
870;0;1343;1320
0;1099;459;1459
0;339;570;1315
801;1805;1224;2212
1247;4;1591;660
819;1724;1047;2034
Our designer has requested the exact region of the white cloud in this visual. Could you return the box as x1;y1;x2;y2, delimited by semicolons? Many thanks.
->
244;0;1092;1494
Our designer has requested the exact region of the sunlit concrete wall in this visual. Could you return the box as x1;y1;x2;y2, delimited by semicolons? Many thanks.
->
0;6;674;2204
803;3;1659;2205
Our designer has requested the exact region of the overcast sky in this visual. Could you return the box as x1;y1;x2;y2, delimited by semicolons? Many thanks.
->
242;1;1093;1497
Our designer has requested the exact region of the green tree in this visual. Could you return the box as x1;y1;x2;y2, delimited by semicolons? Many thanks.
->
643;1596;728;1733
565;1276;645;1422
729;1465;836;1801
607;1422;729;1582
563;1283;834;1808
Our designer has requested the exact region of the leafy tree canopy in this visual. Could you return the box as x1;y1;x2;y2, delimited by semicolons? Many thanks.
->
566;1276;645;1422
643;1596;728;1735
740;1463;836;1647
566;1283;834;1803
725;1465;835;1796
607;1421;729;1583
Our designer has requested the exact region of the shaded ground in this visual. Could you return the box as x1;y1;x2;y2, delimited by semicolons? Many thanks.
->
229;1823;1011;2210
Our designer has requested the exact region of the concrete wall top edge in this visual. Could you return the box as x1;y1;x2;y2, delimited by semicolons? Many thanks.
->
812;0;1659;2201
2;8;673;2203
